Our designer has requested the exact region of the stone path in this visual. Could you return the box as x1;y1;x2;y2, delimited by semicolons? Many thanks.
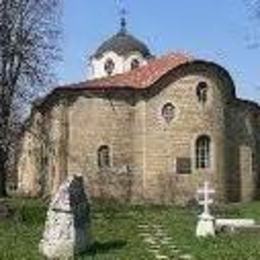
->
138;223;193;260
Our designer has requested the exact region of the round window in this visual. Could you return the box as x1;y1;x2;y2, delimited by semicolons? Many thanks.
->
162;103;175;123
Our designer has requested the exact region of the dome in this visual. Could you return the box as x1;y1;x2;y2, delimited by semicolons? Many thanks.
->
93;29;152;59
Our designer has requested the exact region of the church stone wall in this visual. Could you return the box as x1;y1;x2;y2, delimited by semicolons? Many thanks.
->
226;101;260;202
67;92;135;202
17;127;39;196
42;102;69;197
131;98;148;203
17;111;44;196
142;69;230;204
17;100;71;198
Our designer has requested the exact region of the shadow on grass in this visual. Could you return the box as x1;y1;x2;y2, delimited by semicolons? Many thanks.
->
79;240;127;257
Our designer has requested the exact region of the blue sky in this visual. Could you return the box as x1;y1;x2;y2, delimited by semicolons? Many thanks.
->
60;0;259;103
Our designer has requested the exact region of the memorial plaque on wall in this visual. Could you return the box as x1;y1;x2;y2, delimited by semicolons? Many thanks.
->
176;157;191;174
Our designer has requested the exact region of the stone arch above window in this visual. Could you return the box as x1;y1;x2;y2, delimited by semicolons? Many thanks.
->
98;145;110;169
131;58;140;70
162;102;175;123
196;81;208;104
195;135;211;169
104;58;115;76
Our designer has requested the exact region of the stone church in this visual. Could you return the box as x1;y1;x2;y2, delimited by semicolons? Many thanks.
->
16;22;260;204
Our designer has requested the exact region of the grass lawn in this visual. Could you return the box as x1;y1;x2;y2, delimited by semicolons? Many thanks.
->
1;199;260;259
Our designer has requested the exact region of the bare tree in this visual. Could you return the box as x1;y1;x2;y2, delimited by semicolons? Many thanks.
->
0;0;62;197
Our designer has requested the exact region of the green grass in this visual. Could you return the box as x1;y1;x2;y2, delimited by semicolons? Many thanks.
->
1;199;260;259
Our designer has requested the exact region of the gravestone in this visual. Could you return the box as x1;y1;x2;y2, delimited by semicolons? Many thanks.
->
39;175;91;259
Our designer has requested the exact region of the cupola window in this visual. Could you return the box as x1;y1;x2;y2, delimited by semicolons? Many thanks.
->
104;58;115;76
131;59;140;70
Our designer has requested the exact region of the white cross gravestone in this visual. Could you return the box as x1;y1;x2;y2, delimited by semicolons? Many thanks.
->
39;175;91;259
196;181;215;237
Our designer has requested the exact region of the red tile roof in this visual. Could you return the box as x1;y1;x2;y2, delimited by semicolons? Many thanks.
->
59;53;192;91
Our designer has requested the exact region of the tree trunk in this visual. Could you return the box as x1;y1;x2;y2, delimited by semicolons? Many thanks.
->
0;147;7;197
0;91;10;198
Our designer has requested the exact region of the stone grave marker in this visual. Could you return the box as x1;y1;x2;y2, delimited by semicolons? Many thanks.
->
39;175;91;259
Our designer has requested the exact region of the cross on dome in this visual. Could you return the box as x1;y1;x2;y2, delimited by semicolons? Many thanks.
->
119;7;127;34
116;0;128;33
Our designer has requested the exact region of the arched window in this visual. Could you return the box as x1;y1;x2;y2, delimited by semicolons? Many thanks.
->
131;59;140;70
162;102;175;123
104;58;115;76
98;145;110;169
196;82;208;104
195;135;211;169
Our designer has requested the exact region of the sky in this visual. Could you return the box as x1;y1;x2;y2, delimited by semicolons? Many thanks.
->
59;0;260;103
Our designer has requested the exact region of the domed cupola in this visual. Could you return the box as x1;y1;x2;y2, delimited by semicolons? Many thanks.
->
94;28;151;59
89;18;153;79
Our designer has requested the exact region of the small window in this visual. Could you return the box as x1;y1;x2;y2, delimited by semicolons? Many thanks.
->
162;103;175;123
196;82;208;104
98;145;110;169
195;135;211;169
131;59;140;70
104;59;115;76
